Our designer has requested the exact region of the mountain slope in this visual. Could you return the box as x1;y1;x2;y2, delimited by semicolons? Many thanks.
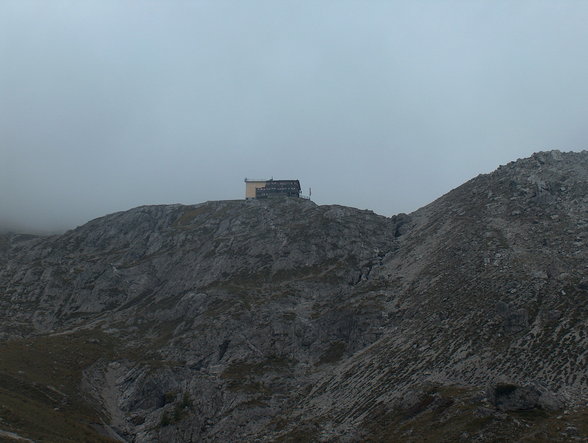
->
0;150;586;442
279;150;588;441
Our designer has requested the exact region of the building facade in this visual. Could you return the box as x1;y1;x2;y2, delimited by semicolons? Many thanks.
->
244;179;301;199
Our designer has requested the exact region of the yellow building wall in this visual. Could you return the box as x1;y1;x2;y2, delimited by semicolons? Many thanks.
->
245;181;266;199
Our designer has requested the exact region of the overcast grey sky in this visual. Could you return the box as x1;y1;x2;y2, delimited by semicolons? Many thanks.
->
1;1;587;232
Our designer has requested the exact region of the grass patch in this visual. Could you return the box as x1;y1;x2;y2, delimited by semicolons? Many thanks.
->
222;356;294;379
276;425;319;442
159;392;194;427
0;329;123;442
361;384;588;443
221;356;295;393
317;341;346;365
174;206;210;226
362;385;490;442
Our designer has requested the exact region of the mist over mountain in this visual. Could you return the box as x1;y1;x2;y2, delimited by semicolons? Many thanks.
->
0;150;587;442
3;2;588;234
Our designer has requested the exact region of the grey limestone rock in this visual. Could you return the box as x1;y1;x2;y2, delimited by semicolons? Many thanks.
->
489;382;564;411
490;383;541;411
0;150;587;442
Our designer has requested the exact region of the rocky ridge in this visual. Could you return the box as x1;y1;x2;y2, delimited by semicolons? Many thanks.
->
0;150;587;442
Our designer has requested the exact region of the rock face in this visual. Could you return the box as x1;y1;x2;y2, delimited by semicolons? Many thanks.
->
0;150;587;442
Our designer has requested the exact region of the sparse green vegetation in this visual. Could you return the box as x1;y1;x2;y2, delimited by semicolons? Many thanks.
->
276;424;319;442
173;392;193;422
0;330;123;442
361;384;588;442
157;392;195;428
163;390;177;405
180;392;193;409
282;311;296;321
317;341;346;365
222;356;294;379
174;206;210;226
221;356;295;393
160;411;172;427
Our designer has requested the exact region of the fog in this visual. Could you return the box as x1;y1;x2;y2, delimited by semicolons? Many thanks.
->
1;1;587;233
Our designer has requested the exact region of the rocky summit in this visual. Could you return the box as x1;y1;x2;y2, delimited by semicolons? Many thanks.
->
0;150;587;442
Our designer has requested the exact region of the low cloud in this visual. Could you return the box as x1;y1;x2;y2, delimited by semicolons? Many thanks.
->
1;1;587;232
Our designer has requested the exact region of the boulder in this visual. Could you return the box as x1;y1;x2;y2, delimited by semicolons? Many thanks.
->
489;382;563;411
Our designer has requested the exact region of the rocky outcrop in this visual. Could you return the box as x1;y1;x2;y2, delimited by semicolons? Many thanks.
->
0;150;587;442
489;382;564;411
